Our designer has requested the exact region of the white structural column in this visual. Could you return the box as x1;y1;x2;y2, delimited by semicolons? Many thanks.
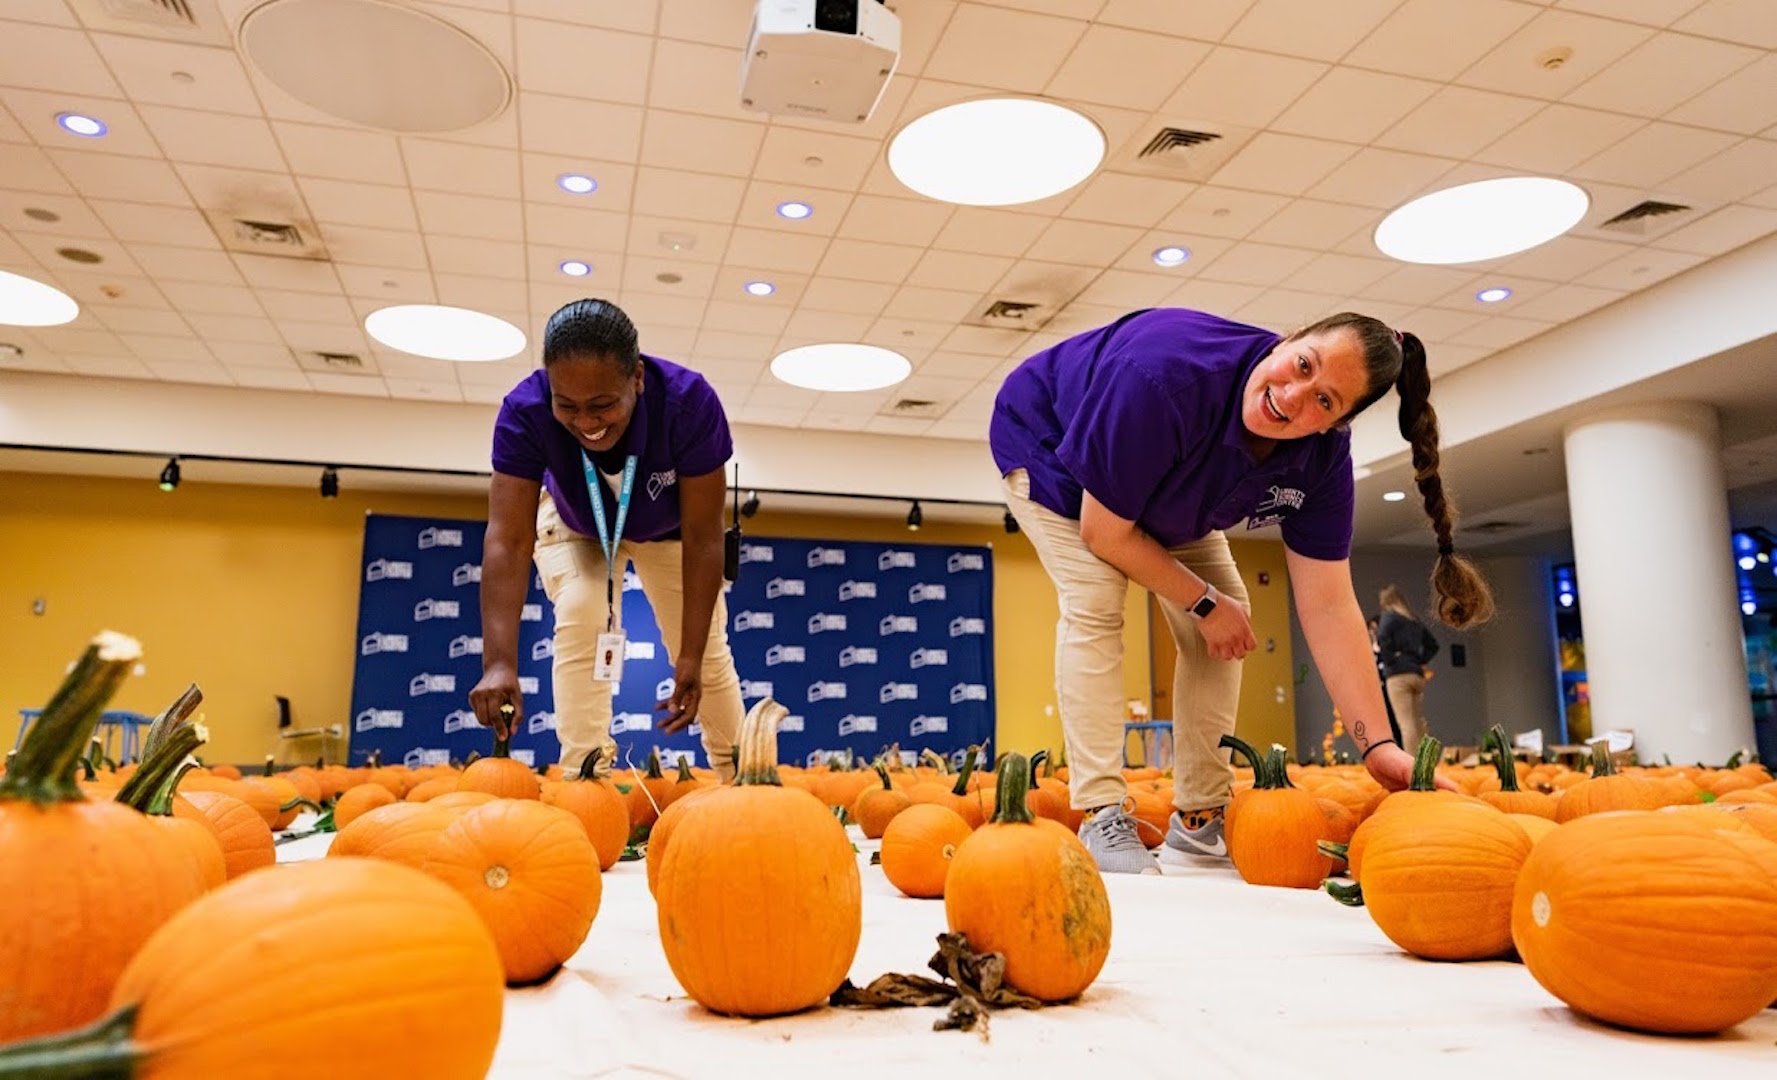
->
1563;402;1755;763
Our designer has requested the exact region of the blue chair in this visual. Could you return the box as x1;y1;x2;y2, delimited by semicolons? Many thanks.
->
15;709;155;764
1123;720;1173;770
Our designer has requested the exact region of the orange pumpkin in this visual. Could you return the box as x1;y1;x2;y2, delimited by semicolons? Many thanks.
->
1513;812;1777;1033
541;749;631;870
661;755;710;809
329;801;459;870
180;790;277;881
623;750;670;836
1220;736;1330;889
944;752;1111;1003
333;782;398;829
656;698;861;1016
853;764;913;838
881;803;973;898
429;790;499;811
405;775;460;803
1555;744;1671;822
1478;726;1557;819
113;718;226;893
1505;813;1559;847
457;735;542;800
645;783;722;896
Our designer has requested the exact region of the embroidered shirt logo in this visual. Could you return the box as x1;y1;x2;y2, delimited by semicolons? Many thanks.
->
647;469;677;500
1248;484;1307;530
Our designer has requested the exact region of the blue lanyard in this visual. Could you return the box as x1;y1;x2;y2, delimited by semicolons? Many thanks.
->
581;451;637;631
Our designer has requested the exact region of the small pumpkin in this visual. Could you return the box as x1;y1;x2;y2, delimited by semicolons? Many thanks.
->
180;790;277;881
852;764;913;839
1554;743;1671;822
1478;726;1557;819
457;734;541;801
624;749;670;836
333;782;398;829
880;803;972;898
1220;736;1330;889
328;801;459;871
541;749;631;870
645;782;722;896
661;755;709;809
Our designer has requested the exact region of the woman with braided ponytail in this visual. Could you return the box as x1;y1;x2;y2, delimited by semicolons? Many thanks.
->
992;308;1492;875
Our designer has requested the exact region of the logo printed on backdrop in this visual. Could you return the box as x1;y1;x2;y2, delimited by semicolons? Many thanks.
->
880;682;918;703
521;603;544;622
417;527;464;549
838;714;878;736
766;577;807;599
448;635;483;658
656;678;678;702
910;715;949;736
808;613;847;634
950;683;989;704
838;645;878;667
531;638;555;661
741;543;775;564
409;673;456;696
404;748;450;767
910;648;949;668
647;469;677;500
452;563;482;586
879;550;917;571
734;611;775;631
740;679;775;699
947;553;985;573
414;599;460;621
880;615;919;635
807;547;846;568
518;677;540;695
623;570;643;592
366;558;413;582
625;640;656;660
361;632;409;655
613;712;653;735
808;681;847;702
765;644;807;666
527;711;557;735
510;748;536;766
355;708;403;732
780;714;806;732
838;580;877;601
909;583;947;603
949;616;987;637
443;709;478;734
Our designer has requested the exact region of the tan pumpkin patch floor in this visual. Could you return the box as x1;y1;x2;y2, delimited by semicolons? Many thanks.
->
276;814;1777;1077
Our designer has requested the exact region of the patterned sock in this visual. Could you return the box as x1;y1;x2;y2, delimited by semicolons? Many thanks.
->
1182;807;1224;831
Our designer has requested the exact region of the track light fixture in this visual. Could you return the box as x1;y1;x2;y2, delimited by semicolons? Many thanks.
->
1003;510;1019;534
320;466;339;498
158;457;180;492
906;500;922;531
741;490;760;518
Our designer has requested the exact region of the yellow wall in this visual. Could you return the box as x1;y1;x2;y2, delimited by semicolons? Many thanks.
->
0;471;1299;768
1222;538;1297;753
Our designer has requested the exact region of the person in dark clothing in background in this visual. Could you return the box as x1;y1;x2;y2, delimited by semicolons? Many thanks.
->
1377;583;1440;755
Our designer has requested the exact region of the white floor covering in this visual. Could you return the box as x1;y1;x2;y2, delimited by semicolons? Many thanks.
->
276;816;1777;1079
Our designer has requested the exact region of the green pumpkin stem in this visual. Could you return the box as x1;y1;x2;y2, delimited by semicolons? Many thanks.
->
733;698;788;786
263;754;275;778
1590;741;1616;777
1317;840;1349;862
990;752;1035;825
1726;749;1745;769
0;1003;141;1078
576;747;605;781
949;745;980;797
146;761;199;817
873;764;892;791
1483;726;1522;792
115;722;207;812
644;748;664;779
492;734;514;759
0;632;141;805
1219;733;1286;788
138;683;202;763
675;756;695;783
1267;745;1296;789
1326;880;1365;907
1409;735;1444;791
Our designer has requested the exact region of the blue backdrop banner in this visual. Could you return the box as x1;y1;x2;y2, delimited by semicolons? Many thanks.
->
348;515;996;772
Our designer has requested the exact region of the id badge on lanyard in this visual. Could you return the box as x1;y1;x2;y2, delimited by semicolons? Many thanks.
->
583;451;637;683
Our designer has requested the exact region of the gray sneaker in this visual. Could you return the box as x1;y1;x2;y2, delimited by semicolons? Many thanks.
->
1159;808;1229;867
1077;805;1160;875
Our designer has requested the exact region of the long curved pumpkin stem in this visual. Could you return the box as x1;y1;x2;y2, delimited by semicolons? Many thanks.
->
1218;733;1264;781
872;764;892;791
138;682;202;763
0;1003;140;1077
1326;880;1365;907
948;745;980;797
1483;725;1522;792
644;747;664;779
0;632;140;805
674;756;696;783
575;747;605;781
116;722;207;811
1268;745;1296;789
1409;735;1443;792
1589;741;1616;777
734;697;789;787
491;733;514;759
990;752;1035;825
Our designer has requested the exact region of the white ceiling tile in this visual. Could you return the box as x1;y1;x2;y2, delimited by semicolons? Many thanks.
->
882;286;981;323
1344;0;1540;81
612;291;706;330
806;389;893;417
1209;132;1357;197
734;181;852;237
277;321;374;356
89;33;262;115
1223;0;1400;60
1273;69;1440;145
401;138;521;197
1364;266;1484;306
1651;204;1777;256
1663;138;1777;203
63;354;154;378
1374;85;1545;159
520;152;636;209
836;194;953;247
518;94;644;160
916;351;1007;382
861;415;934;436
1394;306;1486;341
320;224;432;270
228;366;313;390
648;39;758;123
1497;236;1641;283
0;19;121;96
15;232;140;276
89;307;188;336
1162;186;1292;239
930;208;1047;258
88;200;218;247
172;162;303;213
723;227;830;274
752;127;880;191
817;239;925;283
1666;54;1777;136
656;0;749;46
1473;105;1645;174
233;253;343;294
634;168;747;225
415;190;525;241
306;372;390;397
1672;0;1777;48
1280;253;1397;296
1072;269;1180;308
1566;32;1762;118
131;246;244;286
1044;24;1208;111
426;234;527;277
1;86;158;157
385;377;465;403
146;361;236;386
1422;343;1495;378
185;314;284;345
432;272;532;312
206;338;294;370
936;324;1030;357
256;289;355;325
1574;247;1707;289
121;332;212;363
1192;242;1317;287
460;382;510;403
692;329;776;363
905;249;1013;293
1109;233;1235;275
158;280;265;316
0;345;68;374
0;144;73;196
1450;315;1556;349
1158;47;1328;130
1456;9;1653;100
1569;121;1738;189
1232;289;1343;331
1025;219;1144;265
0;190;109;238
137;106;286;171
624;214;732;264
1552;0;1701;27
921;6;1086;94
31;324;121;354
514;0;655;32
45;150;190;205
618;255;716;298
1061;172;1193;229
299;178;418;230
782;309;874;342
1095;0;1254;40
1304;147;1458;211
530;247;617;290
1505;283;1628;321
1246;199;1377;250
515;18;651;103
524;203;631;253
699;299;790;335
58;271;170;311
639;111;765;177
738;404;810;428
2;2;79;26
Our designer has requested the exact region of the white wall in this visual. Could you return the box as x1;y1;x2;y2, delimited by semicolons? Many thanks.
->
1474;554;1562;743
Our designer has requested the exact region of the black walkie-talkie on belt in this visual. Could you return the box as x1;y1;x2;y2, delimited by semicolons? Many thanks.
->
723;462;741;583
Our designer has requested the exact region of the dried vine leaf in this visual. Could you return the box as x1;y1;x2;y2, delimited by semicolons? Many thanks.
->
829;932;1044;1033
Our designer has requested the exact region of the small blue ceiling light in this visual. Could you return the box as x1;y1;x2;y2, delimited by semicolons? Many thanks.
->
1476;287;1513;303
776;201;813;220
56;112;107;138
559;260;591;277
557;173;597;195
744;281;776;297
1152;246;1190;267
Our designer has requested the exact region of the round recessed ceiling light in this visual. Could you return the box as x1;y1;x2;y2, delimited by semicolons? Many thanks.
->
1382;490;1407;503
744;281;776;297
558;173;597;195
776;201;813;220
889;98;1104;207
1476;286;1513;303
56;112;107;137
365;304;526;362
559;260;591;277
770;343;910;392
1152;246;1191;267
0;269;79;326
1375;177;1589;264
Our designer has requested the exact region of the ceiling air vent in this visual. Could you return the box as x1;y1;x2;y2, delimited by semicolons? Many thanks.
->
294;349;380;376
881;397;946;420
204;211;329;261
68;0;229;45
235;219;306;249
1114;122;1253;183
1138;128;1222;159
1467;520;1527;536
1597;199;1691;235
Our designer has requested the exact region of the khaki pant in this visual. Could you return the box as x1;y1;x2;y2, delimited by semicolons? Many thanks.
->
533;492;743;782
1385;672;1427;756
1002;470;1251;813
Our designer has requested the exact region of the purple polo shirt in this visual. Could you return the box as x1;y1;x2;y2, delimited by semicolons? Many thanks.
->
491;356;732;543
990;308;1355;560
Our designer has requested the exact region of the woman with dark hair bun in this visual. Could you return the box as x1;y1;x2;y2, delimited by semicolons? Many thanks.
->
469;298;745;781
992;307;1492;875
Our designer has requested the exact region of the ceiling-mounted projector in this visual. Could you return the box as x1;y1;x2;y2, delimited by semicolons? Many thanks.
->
740;0;901;124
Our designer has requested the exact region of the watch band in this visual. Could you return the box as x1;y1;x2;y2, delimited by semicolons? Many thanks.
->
1189;582;1217;619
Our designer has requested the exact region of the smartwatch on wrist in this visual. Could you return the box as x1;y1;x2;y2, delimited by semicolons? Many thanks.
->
1188;582;1218;620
